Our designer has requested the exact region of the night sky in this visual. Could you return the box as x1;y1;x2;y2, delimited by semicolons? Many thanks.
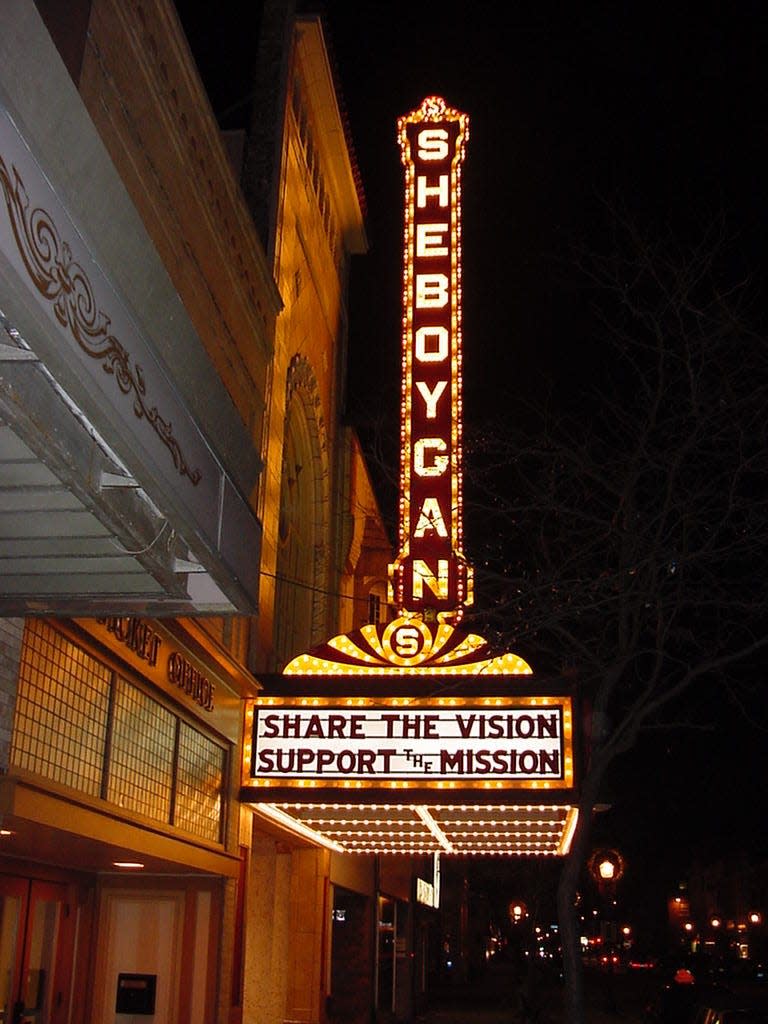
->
325;1;767;428
175;0;768;921
177;0;768;431
323;0;768;890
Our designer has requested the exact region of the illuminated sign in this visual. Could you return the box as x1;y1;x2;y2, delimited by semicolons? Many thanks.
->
245;697;573;790
282;618;531;675
81;617;216;713
416;878;436;907
389;96;473;621
98;615;162;666
239;97;581;859
416;854;441;907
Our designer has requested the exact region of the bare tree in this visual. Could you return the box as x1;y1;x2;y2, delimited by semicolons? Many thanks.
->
465;215;768;1022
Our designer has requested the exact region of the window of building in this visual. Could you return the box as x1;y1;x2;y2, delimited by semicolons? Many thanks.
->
368;593;382;625
274;358;331;668
366;583;389;629
290;76;339;259
11;620;227;844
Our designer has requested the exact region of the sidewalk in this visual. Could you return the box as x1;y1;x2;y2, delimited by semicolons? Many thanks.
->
423;1012;643;1024
422;998;644;1024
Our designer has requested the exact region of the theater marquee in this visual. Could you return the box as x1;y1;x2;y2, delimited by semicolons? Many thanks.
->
244;696;573;791
240;97;580;857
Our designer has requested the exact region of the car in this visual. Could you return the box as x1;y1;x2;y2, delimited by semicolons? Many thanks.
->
645;981;734;1023
599;952;623;971
629;956;659;971
693;998;768;1024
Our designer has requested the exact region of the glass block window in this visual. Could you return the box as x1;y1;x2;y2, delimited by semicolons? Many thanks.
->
11;619;110;796
11;620;227;844
107;677;175;823
174;722;226;843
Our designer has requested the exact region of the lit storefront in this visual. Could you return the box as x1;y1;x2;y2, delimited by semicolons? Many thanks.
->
0;615;255;1021
0;4;376;1023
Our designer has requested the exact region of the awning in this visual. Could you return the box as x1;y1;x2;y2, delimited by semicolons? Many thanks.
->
0;6;264;614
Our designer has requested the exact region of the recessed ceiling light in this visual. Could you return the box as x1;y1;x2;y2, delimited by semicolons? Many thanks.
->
112;861;144;870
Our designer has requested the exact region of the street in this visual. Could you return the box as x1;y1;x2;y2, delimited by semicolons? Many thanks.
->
419;957;652;1023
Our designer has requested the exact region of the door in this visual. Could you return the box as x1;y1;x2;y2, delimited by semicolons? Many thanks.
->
0;877;75;1024
375;895;395;1015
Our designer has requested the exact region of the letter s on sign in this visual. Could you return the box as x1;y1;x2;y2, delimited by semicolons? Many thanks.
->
393;626;421;657
417;128;449;161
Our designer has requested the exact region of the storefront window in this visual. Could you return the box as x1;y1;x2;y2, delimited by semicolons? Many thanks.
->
175;721;225;841
11;620;110;796
11;620;227;844
107;677;175;823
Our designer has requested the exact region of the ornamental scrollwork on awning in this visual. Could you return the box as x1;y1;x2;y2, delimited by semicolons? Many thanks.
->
0;154;201;485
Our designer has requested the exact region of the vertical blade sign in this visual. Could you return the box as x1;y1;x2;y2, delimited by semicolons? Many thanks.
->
389;96;473;622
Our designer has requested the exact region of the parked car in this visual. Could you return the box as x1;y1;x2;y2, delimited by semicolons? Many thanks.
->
693;996;768;1024
645;981;733;1023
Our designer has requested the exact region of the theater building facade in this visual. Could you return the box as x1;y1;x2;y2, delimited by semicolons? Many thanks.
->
0;4;577;1024
0;2;401;1022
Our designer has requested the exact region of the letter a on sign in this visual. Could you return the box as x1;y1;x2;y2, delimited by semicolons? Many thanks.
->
389;97;473;622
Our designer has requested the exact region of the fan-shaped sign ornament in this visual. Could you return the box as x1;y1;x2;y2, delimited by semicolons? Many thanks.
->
283;615;532;676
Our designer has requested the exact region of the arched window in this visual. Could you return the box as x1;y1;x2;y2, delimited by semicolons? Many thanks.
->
273;356;330;667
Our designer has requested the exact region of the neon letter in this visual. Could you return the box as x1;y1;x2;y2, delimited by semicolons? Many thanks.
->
416;223;449;257
392;625;421;657
412;559;449;600
414;497;448;537
417;129;449;160
416;380;448;418
415;273;449;308
414;327;448;362
417;174;449;208
414;438;448;477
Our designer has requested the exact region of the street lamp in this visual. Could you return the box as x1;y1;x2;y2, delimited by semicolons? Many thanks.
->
508;902;527;924
588;850;625;953
599;859;616;881
588;849;625;887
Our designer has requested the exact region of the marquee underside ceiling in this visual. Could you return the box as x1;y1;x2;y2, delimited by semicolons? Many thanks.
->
252;801;578;857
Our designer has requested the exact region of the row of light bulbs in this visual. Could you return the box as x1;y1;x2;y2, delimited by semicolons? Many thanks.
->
251;695;562;707
284;802;572;812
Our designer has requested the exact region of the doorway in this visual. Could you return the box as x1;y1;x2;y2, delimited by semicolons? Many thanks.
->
375;895;412;1022
0;876;76;1024
328;887;371;1024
